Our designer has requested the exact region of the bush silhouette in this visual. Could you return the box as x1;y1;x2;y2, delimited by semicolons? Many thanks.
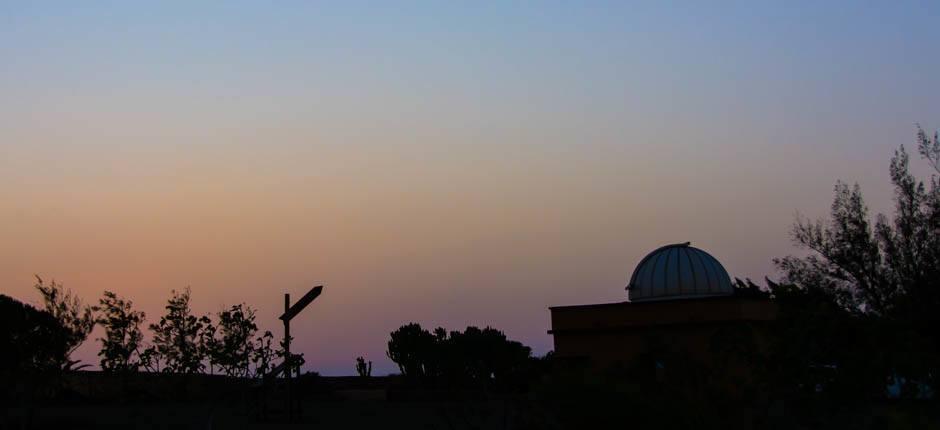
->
356;356;372;377
0;294;71;403
386;323;532;389
97;290;147;372
34;275;95;370
775;127;940;397
0;294;70;373
148;288;208;373
386;322;436;378
208;303;258;377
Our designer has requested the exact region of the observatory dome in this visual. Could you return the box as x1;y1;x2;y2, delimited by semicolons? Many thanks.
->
626;242;733;302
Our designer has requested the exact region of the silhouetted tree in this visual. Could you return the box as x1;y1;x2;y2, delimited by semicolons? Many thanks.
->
447;326;532;387
774;126;940;396
96;291;146;372
0;295;70;403
210;303;258;377
0;294;70;373
777;131;939;316
386;323;436;378
148;288;208;373
386;323;533;389
33;275;95;370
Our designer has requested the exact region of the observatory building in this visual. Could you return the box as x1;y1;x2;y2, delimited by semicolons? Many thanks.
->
548;242;777;369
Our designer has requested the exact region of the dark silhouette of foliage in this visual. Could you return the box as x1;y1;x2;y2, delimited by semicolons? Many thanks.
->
386;323;436;378
445;326;532;386
138;343;160;373
198;314;218;374
918;125;940;173
732;277;771;299
0;294;70;374
774;127;940;396
148;287;208;373
209;303;258;377
0;294;72;405
277;335;305;378
776;133;940;317
252;330;276;377
96;290;147;372
386;323;533;389
761;280;900;410
355;356;372;377
33;275;95;370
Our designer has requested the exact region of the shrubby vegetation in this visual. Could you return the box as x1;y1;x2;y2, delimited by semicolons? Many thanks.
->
5;282;283;381
34;276;95;370
252;329;277;377
773;127;939;398
208;304;261;377
386;323;534;390
138;289;278;377
0;293;77;405
147;288;208;374
96;291;146;371
0;294;70;375
355;356;372;377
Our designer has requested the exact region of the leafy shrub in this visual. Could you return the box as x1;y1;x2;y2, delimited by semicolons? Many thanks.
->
0;294;70;373
97;291;146;372
386;323;533;389
148;288;208;373
34;275;95;370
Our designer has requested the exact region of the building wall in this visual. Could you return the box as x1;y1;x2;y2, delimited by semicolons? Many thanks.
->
549;298;777;370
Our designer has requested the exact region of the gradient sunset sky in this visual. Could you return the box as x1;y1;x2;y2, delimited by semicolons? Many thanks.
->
2;2;939;375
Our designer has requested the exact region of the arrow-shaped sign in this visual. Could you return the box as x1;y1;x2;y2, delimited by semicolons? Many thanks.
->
279;285;322;322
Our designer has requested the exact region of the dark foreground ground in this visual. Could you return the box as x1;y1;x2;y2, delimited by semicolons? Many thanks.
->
4;398;539;430
1;374;558;430
3;372;938;429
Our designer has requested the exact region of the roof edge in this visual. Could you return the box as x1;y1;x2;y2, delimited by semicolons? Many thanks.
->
548;295;766;311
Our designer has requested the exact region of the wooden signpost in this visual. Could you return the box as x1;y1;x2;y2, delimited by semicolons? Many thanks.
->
278;285;323;421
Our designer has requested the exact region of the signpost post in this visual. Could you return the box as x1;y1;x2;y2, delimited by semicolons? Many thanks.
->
278;285;323;422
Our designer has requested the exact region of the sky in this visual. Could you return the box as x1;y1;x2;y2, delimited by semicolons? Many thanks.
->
1;2;939;375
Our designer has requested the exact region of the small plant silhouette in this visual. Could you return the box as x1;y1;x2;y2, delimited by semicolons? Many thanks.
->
252;330;276;377
275;335;305;377
356;356;372;377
